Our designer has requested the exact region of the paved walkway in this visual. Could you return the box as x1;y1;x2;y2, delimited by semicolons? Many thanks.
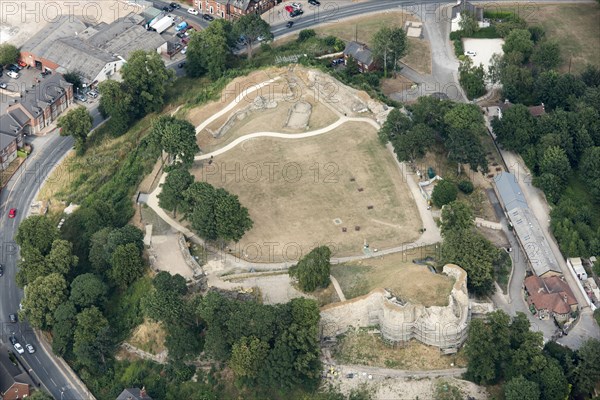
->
330;275;346;302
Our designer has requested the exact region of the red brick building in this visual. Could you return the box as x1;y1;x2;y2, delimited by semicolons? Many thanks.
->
196;0;279;20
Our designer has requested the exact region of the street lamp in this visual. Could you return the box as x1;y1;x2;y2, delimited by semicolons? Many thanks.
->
61;389;65;400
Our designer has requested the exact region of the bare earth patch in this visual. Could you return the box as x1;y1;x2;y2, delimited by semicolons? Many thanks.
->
334;329;467;370
331;247;453;307
192;121;420;263
381;75;414;97
128;319;167;355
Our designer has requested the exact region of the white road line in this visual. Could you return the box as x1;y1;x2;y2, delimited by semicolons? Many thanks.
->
35;355;41;364
42;366;49;375
50;378;57;387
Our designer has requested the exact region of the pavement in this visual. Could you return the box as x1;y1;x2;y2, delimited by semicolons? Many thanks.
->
0;105;104;400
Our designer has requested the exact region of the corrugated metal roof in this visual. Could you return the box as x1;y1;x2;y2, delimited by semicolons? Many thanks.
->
493;172;528;211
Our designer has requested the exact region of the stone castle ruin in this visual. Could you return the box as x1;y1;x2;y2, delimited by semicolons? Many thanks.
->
320;264;471;353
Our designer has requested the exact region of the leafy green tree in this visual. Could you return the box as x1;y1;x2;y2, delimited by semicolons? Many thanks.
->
431;180;458;208
159;167;195;216
229;336;269;379
289;246;331;292
457;180;474;194
372;26;408;76
27;391;55;400
533;173;565;204
581;64;600;87
378;108;412;144
98;79;133;135
44;239;78;276
408;96;454;133
70;273;108;309
459;12;479;36
531;41;561;70
298;29;316;42
528;26;546;43
165;322;203;361
580;147;600;202
572;338;600;397
233;14;273;59
142;287;187;325
465;319;497;384
110;243;145;289
73;306;113;372
121;50;174;118
536;359;570;400
509;330;547;379
0;43;20;65
51;301;77;356
440;200;474;235
21;273;68;329
503;29;534;64
443;103;487;172
214;188;253;242
491;104;538;150
344;55;360;76
15;216;59;255
150;116;199;167
535;71;586;110
390;123;435;162
63;71;83;90
500;64;535;103
504;376;540;400
459;59;486;100
57;106;92;154
539;146;571;182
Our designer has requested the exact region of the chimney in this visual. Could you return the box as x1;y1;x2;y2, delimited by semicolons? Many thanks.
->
504;99;509;104
140;387;147;398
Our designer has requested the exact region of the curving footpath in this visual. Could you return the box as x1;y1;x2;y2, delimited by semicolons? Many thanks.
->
147;78;442;270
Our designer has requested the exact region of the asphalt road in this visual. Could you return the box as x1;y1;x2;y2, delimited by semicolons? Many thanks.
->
0;104;102;400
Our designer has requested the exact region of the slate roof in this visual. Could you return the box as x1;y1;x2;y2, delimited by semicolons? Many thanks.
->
451;0;483;20
43;37;118;81
14;74;72;119
116;388;153;400
343;41;374;66
230;0;253;9
7;108;29;127
21;16;88;55
493;172;528;211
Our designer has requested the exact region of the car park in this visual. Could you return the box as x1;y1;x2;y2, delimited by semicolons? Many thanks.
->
203;14;214;21
9;313;18;323
286;21;294;28
26;344;36;354
187;8;199;15
7;64;19;72
8;208;16;218
308;0;320;5
14;343;25;354
7;71;19;79
290;9;303;17
176;31;186;38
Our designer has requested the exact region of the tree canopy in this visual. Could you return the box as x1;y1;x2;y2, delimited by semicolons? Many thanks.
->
372;26;408;76
149;116;199;167
431;180;458;208
57;106;93;154
233;14;272;60
0;43;20;65
21;273;69;329
289;246;332;292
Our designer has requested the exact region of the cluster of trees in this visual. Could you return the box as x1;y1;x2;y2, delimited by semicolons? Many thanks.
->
465;310;600;400
148;115;199;168
99;50;175;135
459;58;486;100
199;291;322;390
0;43;20;66
491;66;600;257
159;166;253;243
57;106;93;154
379;97;488;174
371;26;409;77
439;201;505;295
289;246;332;292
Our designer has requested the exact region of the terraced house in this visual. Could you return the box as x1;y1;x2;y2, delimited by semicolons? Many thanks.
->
196;0;279;20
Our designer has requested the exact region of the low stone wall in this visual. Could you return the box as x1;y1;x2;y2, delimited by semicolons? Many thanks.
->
320;264;470;352
121;342;168;364
178;233;204;278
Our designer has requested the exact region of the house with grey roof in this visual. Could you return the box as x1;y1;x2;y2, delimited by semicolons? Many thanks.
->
116;387;153;400
5;73;74;136
343;42;376;73
493;172;562;277
0;114;25;170
450;0;485;32
19;13;166;85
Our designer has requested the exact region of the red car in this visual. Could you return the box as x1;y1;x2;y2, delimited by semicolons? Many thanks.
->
18;60;27;67
8;208;16;218
284;5;294;12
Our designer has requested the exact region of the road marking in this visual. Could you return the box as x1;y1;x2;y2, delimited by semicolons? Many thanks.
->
42;366;49;375
50;377;57;387
35;355;41;364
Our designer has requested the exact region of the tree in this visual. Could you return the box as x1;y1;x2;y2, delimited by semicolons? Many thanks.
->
198;21;231;79
233;14;273;60
504;376;540;400
159;166;195;216
533;173;565;204
214;188;253;242
572;338;600;397
487;53;505;84
229;336;269;379
0;43;20;65
536;359;570;400
27;391;55;400
531;41;561;70
298;29;316;42
372;26;408;77
57;107;93;154
98;79;133;135
390;123;435;162
44;239;78;276
431;180;458;208
153;271;188;296
580;147;600;202
581;64;600;87
15;216;59;255
491;104;538;150
63;71;83;91
121;50;174;118
20;273;68;329
440;200;474;235
500;64;535;104
408;96;454;133
443;103;487;172
459;59;486;100
70;273;108;309
503;29;534;64
539;146;571;182
457;180;474;194
72;306;112;372
289;246;331;292
165;322;203;361
465;319;498;384
51;302;77;356
378;108;412;144
344;55;361;77
459;12;479;36
149;116;199;167
110;243;145;289
142;287;188;325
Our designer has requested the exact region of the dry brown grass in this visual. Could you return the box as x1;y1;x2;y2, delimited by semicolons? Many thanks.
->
331;246;453;307
402;37;432;75
381;75;415;97
334;329;467;370
0;156;25;187
192;121;420;262
128;319;167;355
35;151;75;201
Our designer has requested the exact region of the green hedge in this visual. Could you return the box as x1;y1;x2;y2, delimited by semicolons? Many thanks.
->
17;149;28;158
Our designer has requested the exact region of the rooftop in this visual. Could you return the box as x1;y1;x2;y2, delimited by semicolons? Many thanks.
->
451;0;483;20
493;172;528;211
343;41;374;66
12;74;72;119
525;275;577;315
116;388;153;400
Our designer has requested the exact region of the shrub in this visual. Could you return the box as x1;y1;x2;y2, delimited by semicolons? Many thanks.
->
432;180;458;208
458;180;474;194
298;29;316;42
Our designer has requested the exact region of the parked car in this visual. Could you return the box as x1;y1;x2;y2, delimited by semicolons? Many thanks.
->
9;336;18;345
464;50;476;57
176;31;186;38
187;8;199;15
87;90;98;98
14;343;25;355
7;64;19;72
170;2;180;9
26;344;36;354
0;82;7;89
8;208;16;218
9;313;18;323
0;264;3;277
162;6;170;12
291;2;302;10
203;14;214;21
331;58;344;66
308;0;320;5
11;63;23;70
290;9;303;17
75;93;87;102
286;21;294;28
7;70;19;79
178;62;186;68
181;46;188;55
182;36;190;44
18;60;27;67
284;5;294;12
